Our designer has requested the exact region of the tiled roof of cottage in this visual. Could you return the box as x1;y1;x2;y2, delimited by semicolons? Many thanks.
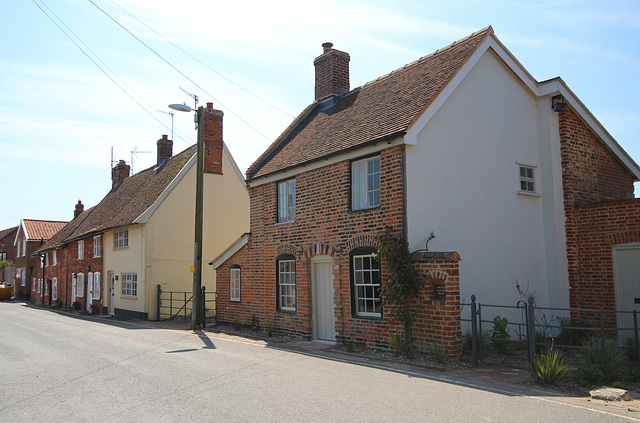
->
247;27;492;180
0;226;18;242
36;145;195;252
22;219;68;241
35;207;95;253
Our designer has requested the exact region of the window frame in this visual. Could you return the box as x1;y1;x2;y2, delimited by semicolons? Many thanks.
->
93;235;102;258
22;239;26;256
121;273;138;298
350;247;382;318
276;254;296;312
52;250;57;266
230;265;241;302
517;163;538;196
277;179;296;223
93;272;100;300
113;230;129;250
52;277;58;301
45;252;49;267
78;240;84;260
351;155;381;211
76;273;84;298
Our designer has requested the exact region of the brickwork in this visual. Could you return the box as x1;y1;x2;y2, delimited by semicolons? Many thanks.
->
314;45;350;100
559;105;639;323
203;105;223;175
40;236;104;312
216;145;463;354
13;239;45;299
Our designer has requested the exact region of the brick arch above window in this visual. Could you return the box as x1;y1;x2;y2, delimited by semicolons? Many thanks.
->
302;242;340;260
276;243;298;257
424;270;449;282
344;234;381;253
611;230;640;246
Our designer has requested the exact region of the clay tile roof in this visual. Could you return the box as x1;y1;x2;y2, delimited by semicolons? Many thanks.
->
0;226;18;242
247;27;493;181
22;219;68;241
36;145;195;252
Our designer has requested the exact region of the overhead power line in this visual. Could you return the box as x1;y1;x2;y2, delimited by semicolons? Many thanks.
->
31;0;191;146
108;0;295;119
88;0;275;143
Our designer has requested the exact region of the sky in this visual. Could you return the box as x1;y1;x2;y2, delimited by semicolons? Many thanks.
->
1;0;639;229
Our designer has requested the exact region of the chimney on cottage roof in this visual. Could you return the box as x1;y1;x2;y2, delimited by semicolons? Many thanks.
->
112;160;130;188
314;42;350;100
157;134;173;165
203;102;224;175
74;200;84;219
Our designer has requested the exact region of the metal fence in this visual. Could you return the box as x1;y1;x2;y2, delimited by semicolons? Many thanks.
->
460;295;640;378
156;284;217;328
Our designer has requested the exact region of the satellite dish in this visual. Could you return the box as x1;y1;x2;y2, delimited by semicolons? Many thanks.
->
169;102;192;112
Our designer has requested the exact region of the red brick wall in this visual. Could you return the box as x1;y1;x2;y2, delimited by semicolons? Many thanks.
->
216;145;462;354
559;105;638;320
40;236;104;312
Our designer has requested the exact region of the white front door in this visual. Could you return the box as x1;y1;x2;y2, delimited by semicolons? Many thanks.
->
613;244;640;337
71;274;77;305
311;256;336;342
108;272;115;315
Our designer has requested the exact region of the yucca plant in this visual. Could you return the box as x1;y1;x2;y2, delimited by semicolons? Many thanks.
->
531;343;568;385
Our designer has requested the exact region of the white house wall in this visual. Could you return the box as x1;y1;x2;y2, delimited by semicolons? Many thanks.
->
406;49;569;311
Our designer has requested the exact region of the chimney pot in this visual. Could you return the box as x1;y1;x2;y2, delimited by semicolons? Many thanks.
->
162;134;168;140
206;102;213;108
322;42;333;54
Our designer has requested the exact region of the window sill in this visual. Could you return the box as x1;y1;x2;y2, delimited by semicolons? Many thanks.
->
275;220;296;226
113;246;129;251
230;299;241;303
277;309;296;314
349;204;381;213
517;191;541;198
120;296;137;300
352;314;382;321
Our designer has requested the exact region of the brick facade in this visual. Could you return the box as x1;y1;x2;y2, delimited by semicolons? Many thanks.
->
559;106;639;323
216;145;463;354
13;239;45;300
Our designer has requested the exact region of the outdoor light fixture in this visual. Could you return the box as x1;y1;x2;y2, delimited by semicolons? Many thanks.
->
169;90;204;331
551;94;565;112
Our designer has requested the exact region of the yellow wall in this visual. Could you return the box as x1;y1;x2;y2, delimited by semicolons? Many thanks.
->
144;147;249;319
103;224;146;315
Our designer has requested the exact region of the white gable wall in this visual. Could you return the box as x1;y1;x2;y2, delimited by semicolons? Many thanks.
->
406;49;569;310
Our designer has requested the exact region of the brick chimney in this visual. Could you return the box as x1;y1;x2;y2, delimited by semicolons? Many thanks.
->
157;134;173;165
74;200;84;219
314;42;350;100
203;102;223;175
112;160;130;187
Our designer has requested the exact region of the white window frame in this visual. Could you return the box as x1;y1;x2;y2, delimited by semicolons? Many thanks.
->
87;272;94;301
121;273;137;298
277;179;296;223
36;278;39;293
230;267;241;302
33;277;36;291
353;253;382;318
45;252;49;267
78;240;84;260
517;163;539;196
52;277;58;301
44;279;48;297
113;230;129;250
352;156;381;211
16;240;20;257
277;259;296;311
19;268;24;286
93;235;102;258
93;272;100;300
76;273;84;298
52;250;57;266
22;239;26;256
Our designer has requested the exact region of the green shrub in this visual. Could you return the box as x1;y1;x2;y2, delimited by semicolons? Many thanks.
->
232;320;242;331
430;342;446;364
581;335;625;379
623;337;639;363
572;366;605;386
389;334;403;355
250;314;260;332
267;323;274;337
488;316;512;355
530;344;568;386
343;339;355;353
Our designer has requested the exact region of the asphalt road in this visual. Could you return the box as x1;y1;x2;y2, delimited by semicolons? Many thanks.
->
1;301;638;422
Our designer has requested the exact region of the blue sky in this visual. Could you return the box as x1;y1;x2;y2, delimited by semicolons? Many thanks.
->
1;0;639;229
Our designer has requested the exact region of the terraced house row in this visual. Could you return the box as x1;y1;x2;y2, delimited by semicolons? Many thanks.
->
3;27;639;355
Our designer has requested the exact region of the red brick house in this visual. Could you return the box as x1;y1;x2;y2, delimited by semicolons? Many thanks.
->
13;219;67;300
0;226;18;284
212;27;640;353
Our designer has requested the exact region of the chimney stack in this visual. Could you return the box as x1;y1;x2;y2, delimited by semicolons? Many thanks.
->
314;42;350;100
112;160;130;188
203;102;224;175
157;134;173;165
74;200;84;219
